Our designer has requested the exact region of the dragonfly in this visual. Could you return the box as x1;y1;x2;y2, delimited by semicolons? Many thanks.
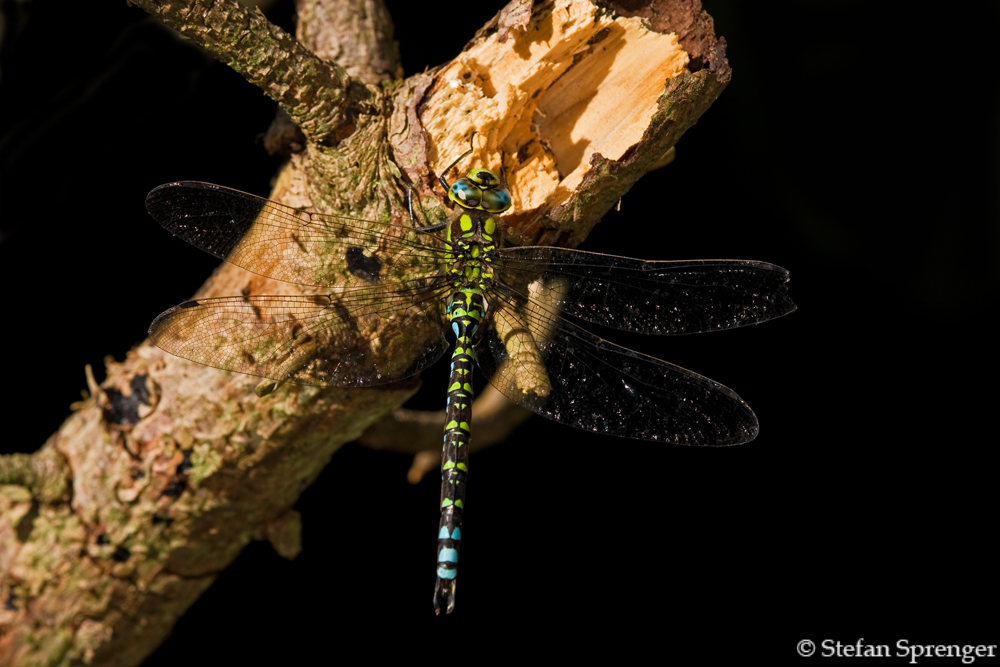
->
146;139;795;614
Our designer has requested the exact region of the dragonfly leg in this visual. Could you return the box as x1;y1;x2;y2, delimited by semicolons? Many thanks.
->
438;132;478;193
408;183;448;233
498;149;509;191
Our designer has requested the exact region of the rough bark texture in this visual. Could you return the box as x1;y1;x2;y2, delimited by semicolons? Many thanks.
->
0;0;730;663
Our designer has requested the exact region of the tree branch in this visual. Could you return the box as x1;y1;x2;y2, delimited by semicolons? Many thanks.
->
128;0;378;144
0;0;731;663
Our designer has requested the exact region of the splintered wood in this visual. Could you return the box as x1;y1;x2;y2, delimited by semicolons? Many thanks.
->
421;0;689;216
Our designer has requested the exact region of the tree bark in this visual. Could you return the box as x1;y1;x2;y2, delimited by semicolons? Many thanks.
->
0;0;730;663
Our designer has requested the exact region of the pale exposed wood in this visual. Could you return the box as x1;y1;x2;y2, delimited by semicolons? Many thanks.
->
422;6;689;213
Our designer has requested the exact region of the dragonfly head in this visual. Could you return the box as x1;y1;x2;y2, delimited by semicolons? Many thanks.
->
448;168;512;213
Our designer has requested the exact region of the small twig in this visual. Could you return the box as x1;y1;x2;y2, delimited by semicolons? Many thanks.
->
358;386;534;483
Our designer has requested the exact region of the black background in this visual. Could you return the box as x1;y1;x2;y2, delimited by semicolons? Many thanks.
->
0;0;995;662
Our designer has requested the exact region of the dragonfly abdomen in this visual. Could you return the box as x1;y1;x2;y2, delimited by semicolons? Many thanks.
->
434;289;484;615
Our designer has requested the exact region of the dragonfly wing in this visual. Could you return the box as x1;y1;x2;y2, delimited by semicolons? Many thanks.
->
475;286;758;445
146;181;448;289
149;285;450;387
495;248;795;335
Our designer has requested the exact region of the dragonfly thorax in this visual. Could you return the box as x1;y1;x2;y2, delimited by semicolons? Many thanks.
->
445;210;501;292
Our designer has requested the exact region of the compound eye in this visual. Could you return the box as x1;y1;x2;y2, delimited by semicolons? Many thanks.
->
480;187;512;213
450;179;482;208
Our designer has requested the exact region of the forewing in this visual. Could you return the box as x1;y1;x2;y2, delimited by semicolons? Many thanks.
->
146;181;448;289
149;284;450;387
495;248;795;335
475;285;758;445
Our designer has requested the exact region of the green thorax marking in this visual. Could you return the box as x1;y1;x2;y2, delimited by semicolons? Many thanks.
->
445;209;502;294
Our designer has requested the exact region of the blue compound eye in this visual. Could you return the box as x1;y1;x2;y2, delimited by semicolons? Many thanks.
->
450;179;482;209
480;187;512;213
